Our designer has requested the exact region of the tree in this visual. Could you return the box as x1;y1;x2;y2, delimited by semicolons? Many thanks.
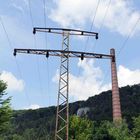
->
12;134;23;140
69;115;93;140
132;116;140;139
0;79;12;133
107;121;135;140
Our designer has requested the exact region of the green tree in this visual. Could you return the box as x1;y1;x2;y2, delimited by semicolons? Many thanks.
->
69;115;93;140
0;80;12;133
132;115;140;139
12;134;23;140
93;120;135;140
92;121;114;140
107;121;134;140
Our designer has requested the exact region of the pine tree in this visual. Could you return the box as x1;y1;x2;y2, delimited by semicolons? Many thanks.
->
0;79;12;133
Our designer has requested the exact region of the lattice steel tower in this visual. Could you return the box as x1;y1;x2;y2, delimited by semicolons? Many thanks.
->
55;32;69;140
13;27;99;140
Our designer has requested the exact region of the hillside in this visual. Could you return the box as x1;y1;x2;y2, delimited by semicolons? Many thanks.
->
2;84;140;139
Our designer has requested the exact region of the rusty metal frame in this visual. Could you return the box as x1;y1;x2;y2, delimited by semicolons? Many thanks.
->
33;27;98;39
14;49;112;59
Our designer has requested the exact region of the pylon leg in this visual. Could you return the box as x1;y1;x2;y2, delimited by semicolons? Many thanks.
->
55;32;69;140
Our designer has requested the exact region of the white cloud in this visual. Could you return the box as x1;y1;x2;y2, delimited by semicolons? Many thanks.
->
53;59;111;100
24;104;40;110
69;59;111;100
118;65;140;87
0;71;25;92
53;60;140;100
49;0;140;36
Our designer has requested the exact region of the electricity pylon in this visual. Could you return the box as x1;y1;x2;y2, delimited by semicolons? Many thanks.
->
14;27;122;139
55;31;70;140
14;28;98;140
32;27;98;140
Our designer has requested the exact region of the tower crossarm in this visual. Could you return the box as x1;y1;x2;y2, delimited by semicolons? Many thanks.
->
33;27;98;39
14;49;112;60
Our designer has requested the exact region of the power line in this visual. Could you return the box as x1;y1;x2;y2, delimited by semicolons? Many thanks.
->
27;2;50;138
98;0;111;34
14;44;122;125
100;16;140;89
93;0;112;51
42;4;53;137
90;0;140;96
117;17;140;57
28;0;34;28
89;0;101;33
79;0;111;83
87;0;112;91
28;0;44;104
28;1;49;136
77;0;100;77
84;0;100;51
14;28;98;140
0;16;31;106
43;0;51;108
43;0;48;49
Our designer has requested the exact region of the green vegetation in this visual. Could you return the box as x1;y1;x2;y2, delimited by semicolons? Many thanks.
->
0;84;140;139
68;116;140;140
69;115;93;140
0;80;12;138
132;116;140;139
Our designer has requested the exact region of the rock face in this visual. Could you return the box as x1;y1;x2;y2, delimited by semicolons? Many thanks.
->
77;107;90;117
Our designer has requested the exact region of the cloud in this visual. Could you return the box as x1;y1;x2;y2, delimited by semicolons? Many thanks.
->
49;0;140;36
118;65;140;87
24;104;40;110
0;71;25;92
53;59;111;100
53;60;140;100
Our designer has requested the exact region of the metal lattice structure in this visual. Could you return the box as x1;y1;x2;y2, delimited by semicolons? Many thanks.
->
14;27;97;140
55;32;69;140
14;27;122;139
14;48;122;122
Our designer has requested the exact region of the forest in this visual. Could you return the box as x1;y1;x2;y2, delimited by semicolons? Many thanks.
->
0;79;140;140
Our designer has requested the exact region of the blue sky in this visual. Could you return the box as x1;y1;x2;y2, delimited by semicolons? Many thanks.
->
0;0;140;110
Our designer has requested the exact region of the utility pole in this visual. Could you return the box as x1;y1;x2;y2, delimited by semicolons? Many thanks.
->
14;28;122;139
19;27;98;140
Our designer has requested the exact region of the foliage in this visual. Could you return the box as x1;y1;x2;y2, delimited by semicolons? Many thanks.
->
105;121;134;140
1;84;140;139
69;115;93;140
92;119;140;140
67;116;140;140
132;115;140;139
0;80;12;134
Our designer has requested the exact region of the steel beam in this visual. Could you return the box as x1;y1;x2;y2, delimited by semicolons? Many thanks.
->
14;49;112;60
33;27;98;39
